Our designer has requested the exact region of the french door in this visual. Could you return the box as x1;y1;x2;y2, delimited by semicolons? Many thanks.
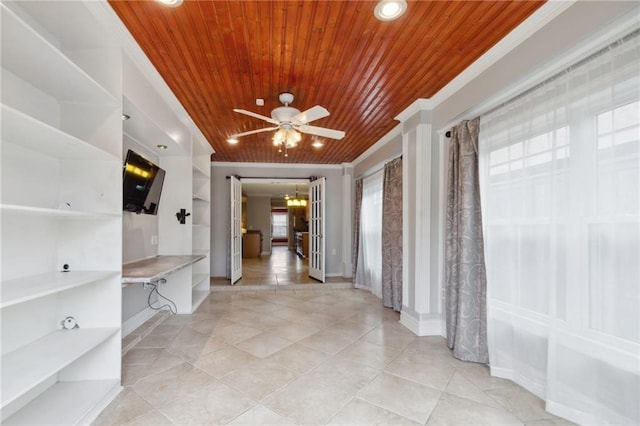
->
230;176;242;284
308;177;325;282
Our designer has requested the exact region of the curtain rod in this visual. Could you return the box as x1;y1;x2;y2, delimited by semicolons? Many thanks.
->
225;176;313;180
482;27;640;118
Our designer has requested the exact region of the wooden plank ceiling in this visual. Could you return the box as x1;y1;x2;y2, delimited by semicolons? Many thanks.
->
109;0;544;164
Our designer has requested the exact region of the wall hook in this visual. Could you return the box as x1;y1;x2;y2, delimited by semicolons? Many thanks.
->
176;208;191;224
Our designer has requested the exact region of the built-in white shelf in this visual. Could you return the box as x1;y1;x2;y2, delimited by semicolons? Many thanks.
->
191;142;211;311
3;380;120;425
0;204;120;220
1;328;119;409
192;273;209;289
0;4;116;106
123;96;181;153
192;191;210;203
1;271;119;309
191;290;209;312
1;105;118;161
192;195;208;202
192;163;209;179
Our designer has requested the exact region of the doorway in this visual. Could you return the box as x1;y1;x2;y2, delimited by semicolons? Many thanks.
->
229;178;326;285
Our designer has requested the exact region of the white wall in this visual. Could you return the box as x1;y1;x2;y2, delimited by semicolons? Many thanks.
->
210;163;344;277
246;195;272;254
121;137;161;323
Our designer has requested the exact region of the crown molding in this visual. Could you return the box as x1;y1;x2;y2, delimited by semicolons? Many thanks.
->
211;161;343;169
394;99;435;122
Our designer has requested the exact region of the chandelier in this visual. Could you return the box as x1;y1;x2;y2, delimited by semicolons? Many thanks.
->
273;126;301;157
286;198;307;207
285;185;307;207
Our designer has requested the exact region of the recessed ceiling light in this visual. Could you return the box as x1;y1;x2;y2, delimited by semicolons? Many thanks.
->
227;137;239;145
156;0;183;7
374;0;407;21
157;144;168;150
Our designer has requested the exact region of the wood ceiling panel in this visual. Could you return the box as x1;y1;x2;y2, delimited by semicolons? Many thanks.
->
109;0;545;164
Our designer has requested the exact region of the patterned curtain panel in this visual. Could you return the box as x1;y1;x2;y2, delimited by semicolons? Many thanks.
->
445;116;489;363
351;178;363;284
382;157;403;311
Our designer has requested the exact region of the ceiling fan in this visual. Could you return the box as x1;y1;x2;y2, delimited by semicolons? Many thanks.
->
228;93;345;154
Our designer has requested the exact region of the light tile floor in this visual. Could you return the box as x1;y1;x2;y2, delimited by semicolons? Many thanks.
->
96;287;574;425
211;245;347;287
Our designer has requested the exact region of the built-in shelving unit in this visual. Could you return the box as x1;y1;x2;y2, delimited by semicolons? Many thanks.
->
123;87;212;315
1;1;122;423
191;137;212;312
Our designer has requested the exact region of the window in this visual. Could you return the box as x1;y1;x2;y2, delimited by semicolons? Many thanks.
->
479;27;639;425
271;212;288;239
354;171;384;297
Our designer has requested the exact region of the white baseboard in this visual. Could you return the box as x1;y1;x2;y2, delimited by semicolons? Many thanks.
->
400;309;445;336
78;383;122;426
325;272;345;278
122;306;159;338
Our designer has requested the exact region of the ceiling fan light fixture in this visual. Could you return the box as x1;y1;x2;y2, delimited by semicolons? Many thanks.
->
156;0;183;7
312;140;324;148
273;128;301;150
227;137;239;144
374;0;407;21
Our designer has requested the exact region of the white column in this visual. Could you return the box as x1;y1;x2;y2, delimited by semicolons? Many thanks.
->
341;163;354;278
397;101;445;336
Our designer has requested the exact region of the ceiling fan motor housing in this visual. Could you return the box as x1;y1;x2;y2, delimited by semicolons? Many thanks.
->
271;106;301;122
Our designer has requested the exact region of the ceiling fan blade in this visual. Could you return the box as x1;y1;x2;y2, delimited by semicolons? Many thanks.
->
233;109;279;125
297;124;345;140
233;126;279;138
292;105;329;125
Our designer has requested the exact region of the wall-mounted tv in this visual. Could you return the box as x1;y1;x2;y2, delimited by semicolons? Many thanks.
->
123;149;166;215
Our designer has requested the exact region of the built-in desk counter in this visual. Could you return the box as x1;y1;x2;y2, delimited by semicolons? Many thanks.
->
122;255;205;287
122;255;209;314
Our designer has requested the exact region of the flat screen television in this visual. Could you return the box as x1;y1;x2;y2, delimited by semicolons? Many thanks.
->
122;149;166;215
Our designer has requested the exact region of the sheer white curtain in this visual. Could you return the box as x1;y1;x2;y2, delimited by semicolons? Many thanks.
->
354;171;384;298
479;27;639;425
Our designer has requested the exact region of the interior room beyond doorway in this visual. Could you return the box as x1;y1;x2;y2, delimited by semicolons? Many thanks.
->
230;179;316;285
